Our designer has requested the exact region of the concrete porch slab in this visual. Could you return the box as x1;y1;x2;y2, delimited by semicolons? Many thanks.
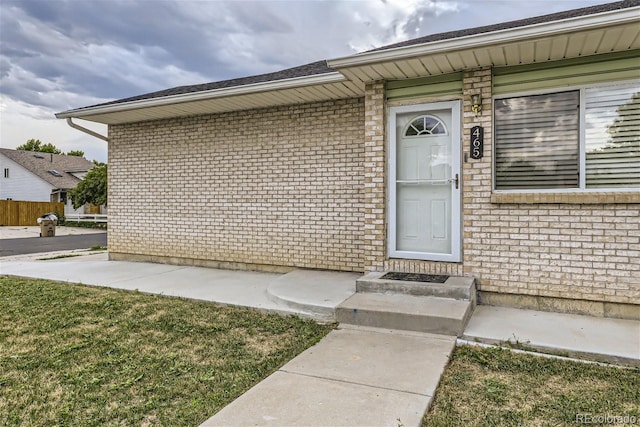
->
266;269;358;321
464;305;640;367
357;271;475;301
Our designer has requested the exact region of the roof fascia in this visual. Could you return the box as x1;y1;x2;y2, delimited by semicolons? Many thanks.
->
327;7;640;69
56;72;346;119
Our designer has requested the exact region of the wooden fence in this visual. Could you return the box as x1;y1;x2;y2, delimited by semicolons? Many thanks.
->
0;200;65;226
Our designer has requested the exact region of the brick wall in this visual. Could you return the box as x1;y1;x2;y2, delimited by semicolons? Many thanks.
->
460;68;639;306
107;74;639;307
363;81;387;272
108;98;365;272
370;67;639;306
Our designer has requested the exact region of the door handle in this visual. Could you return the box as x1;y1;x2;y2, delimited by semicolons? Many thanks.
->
448;174;459;189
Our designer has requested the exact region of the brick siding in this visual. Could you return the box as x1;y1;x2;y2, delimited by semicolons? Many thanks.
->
365;68;640;304
108;72;639;307
362;81;387;272
460;68;639;305
366;67;639;306
108;98;365;272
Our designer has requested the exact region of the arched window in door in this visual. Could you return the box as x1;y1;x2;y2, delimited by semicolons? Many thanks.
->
404;115;448;136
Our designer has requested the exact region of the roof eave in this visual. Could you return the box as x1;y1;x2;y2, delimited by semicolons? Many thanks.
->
327;6;640;69
55;71;347;119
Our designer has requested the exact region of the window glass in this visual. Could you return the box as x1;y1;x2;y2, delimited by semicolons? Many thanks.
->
404;115;447;136
585;84;640;188
494;91;579;190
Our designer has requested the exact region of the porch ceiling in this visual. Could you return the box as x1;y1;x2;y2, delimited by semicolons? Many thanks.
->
329;12;640;87
57;4;639;126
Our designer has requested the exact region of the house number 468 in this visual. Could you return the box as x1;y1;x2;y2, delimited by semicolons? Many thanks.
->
470;126;483;160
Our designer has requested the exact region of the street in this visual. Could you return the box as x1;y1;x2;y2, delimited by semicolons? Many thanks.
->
0;233;107;257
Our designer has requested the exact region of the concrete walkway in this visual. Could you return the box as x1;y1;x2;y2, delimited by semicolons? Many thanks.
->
0;254;357;320
464;305;640;367
202;326;455;426
1;254;639;426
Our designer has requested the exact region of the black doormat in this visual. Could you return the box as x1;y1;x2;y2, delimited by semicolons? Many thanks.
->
380;272;449;283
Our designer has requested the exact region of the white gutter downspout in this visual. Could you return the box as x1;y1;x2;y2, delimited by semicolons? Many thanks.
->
66;118;109;142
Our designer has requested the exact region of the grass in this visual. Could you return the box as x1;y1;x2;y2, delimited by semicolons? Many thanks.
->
36;245;107;261
62;221;107;230
36;254;83;261
423;345;640;426
0;276;332;426
36;246;106;260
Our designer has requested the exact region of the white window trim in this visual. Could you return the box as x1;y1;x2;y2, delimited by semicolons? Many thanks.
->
388;100;461;262
492;78;640;193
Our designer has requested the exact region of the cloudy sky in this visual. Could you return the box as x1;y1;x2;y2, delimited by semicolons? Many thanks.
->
1;0;610;162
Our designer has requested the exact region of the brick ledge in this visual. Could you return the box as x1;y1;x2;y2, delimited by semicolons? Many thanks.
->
491;191;640;204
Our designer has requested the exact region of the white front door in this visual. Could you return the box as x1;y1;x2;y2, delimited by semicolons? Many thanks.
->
388;101;461;262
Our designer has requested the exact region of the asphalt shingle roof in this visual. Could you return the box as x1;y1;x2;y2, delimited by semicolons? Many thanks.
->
63;0;638;113
75;60;335;111
365;0;639;53
0;148;96;190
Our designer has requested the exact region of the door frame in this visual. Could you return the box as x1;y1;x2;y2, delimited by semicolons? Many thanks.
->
387;100;462;262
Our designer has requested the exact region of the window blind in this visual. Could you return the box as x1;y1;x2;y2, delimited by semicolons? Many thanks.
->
585;84;640;188
495;91;580;190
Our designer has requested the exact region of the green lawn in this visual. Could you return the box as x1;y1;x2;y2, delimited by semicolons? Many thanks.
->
3;276;638;427
0;277;332;426
423;345;640;426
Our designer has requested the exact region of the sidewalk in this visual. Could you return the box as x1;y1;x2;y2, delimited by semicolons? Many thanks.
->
203;326;455;427
0;225;104;239
463;305;640;367
0;254;358;321
1;256;638;426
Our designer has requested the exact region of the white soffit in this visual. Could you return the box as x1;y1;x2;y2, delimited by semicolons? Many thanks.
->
56;73;363;125
329;8;640;86
57;6;639;125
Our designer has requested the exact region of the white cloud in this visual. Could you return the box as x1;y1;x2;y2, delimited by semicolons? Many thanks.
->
341;0;461;52
83;43;208;93
0;96;108;163
0;0;606;164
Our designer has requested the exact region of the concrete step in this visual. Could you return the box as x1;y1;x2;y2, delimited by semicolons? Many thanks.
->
356;271;476;303
336;293;474;336
266;269;358;322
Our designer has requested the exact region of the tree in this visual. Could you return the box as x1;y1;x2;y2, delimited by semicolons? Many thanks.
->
16;139;62;154
66;150;85;157
70;163;107;209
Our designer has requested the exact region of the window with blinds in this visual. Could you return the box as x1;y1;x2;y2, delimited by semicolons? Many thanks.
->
494;81;639;191
495;91;579;190
585;84;640;188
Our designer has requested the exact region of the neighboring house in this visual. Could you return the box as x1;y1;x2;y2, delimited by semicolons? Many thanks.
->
56;1;639;319
0;148;98;215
